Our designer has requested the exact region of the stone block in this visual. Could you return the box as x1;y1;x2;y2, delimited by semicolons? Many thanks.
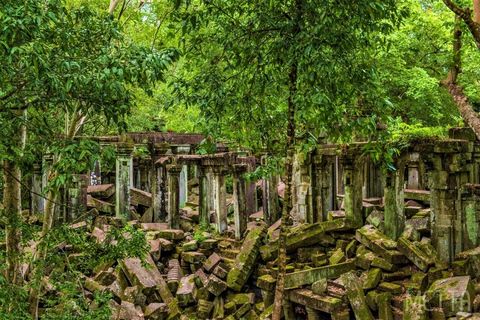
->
426;276;475;317
182;252;206;264
407;272;428;293
311;278;328;295
130;187;152;207
378;282;403;295
213;263;229;279
148;239;162;262
364;268;382;290
257;275;276;291
118;301;143;320
260;218;350;261
356;225;407;264
341;271;374;320
159;238;173;251
284;261;355;289
157;229;184;241
227;224;266;291
205;274;228;296
284;289;343;314
397;237;434;272
119;255;173;303
377;292;393;320
203;252;222;272
297;247;325;263
403;296;427;320
182;240;198;252
329;248;346;265
176;275;197;307
234;303;251;319
144;303;168;320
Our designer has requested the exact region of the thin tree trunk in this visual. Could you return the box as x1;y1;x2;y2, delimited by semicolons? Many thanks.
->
272;53;298;320
474;0;480;24
443;0;480;50
441;14;480;140
4;159;23;287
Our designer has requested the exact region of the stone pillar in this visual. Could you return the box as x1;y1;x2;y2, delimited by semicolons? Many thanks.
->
139;158;151;192
294;152;313;223
384;156;407;240
198;165;210;227
31;162;44;215
180;165;188;208
66;174;88;222
116;141;134;221
90;160;101;186
312;155;335;222
407;153;420;189
424;140;474;266
341;154;364;228
306;307;321;320
239;156;257;215
167;164;182;229
232;164;247;239
461;184;480;250
213;167;228;233
282;300;296;320
152;143;169;223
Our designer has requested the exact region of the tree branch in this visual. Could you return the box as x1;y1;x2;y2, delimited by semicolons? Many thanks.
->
443;0;480;50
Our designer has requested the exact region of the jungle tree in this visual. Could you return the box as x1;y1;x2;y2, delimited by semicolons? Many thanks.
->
170;0;404;318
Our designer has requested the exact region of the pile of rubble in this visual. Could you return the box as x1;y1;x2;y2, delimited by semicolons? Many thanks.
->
39;182;480;320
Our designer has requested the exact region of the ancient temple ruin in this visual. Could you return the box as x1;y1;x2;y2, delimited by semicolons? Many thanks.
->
32;127;480;319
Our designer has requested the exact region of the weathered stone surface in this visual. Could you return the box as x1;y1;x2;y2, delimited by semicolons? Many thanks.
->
377;292;393;320
123;286;146;306
311;278;328;295
257;275;276;291
197;299;214;319
341;271;374;320
364;268;382;290
144;303;168;320
119;255;173;303
130;187;152;207
182;252;206;264
148;239;162;262
213;263;229;279
407;272;428;292
427;276;475;317
397;237;433;272
176;275;197;307
260;218;350;261
205;274;228;296
227;224;266;291
167;259;182;293
329;248;346;265
118;301;143;320
403;296;427;320
284;261;355;289
203;252;222;272
87;184;115;199
284;289;344;313
378;282;402;295
182;240;197;252
159;238;173;251
355;225;407;264
158;229;184;241
87;196;115;215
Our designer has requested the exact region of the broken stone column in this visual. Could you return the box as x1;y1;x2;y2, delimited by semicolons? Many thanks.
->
198;165;210;227
66;174;88;222
261;155;280;225
340;149;364;228
238;156;257;215
152;143;168;223
116;140;134;221
138;158;151;192
461;184;480;250
90;160;101;186
312;154;335;222
424;140;474;265
407;153;420;189
31;162;44;215
232;164;247;239
213;166;228;233
179;165;188;208
365;155;384;198
293;152;313;223
167;164;182;229
384;155;407;240
341;271;374;320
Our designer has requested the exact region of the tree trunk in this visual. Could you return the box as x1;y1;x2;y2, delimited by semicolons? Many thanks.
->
3;158;23;287
441;14;480;140
474;0;480;24
272;56;298;320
